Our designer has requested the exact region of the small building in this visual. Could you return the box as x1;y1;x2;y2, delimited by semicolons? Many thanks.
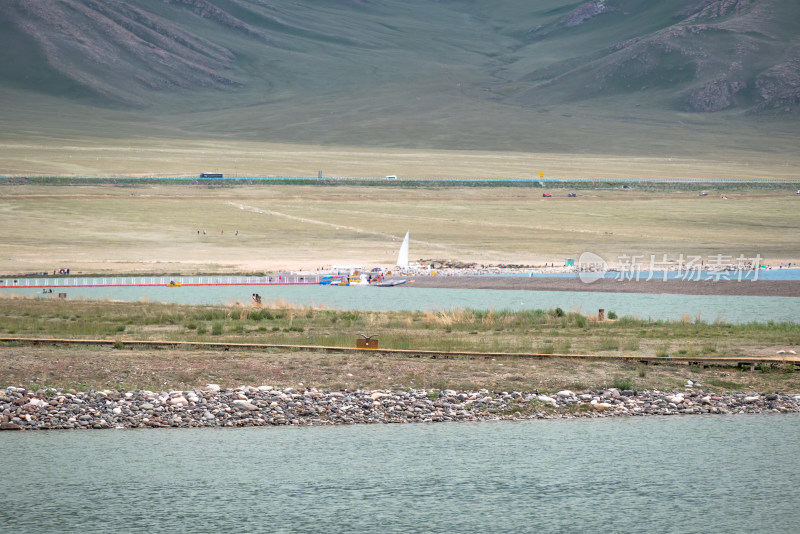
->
565;258;575;267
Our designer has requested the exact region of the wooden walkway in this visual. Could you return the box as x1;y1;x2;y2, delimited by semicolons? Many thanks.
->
2;337;799;371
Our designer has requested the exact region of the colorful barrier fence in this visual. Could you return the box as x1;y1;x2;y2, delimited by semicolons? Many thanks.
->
0;275;320;288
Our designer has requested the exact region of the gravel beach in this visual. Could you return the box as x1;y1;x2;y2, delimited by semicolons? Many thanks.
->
3;385;799;431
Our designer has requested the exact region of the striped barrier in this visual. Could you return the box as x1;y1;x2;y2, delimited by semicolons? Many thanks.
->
0;275;320;289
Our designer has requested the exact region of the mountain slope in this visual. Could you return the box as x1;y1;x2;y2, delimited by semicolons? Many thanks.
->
0;0;797;154
497;0;800;112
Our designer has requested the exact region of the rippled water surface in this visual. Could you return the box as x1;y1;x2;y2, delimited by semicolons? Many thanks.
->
2;415;799;533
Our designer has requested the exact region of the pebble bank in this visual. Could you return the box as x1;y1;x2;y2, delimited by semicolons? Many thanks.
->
3;382;800;430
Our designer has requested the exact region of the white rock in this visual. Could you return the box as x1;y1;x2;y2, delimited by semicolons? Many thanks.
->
371;391;385;400
744;396;760;403
170;396;188;406
537;395;557;406
232;399;258;411
557;390;574;398
26;398;48;408
204;384;221;393
113;407;122;415
258;385;273;392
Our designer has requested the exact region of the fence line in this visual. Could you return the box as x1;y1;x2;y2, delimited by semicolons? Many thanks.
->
0;275;320;288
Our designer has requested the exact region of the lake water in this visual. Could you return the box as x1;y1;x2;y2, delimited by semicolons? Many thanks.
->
2;415;798;533
2;283;799;324
497;269;800;281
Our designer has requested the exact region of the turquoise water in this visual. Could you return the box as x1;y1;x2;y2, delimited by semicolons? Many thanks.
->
494;269;800;280
2;283;799;323
2;415;799;533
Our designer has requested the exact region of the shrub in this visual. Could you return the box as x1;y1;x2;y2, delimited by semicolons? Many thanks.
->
568;312;587;328
607;311;618;320
211;322;223;335
612;376;634;390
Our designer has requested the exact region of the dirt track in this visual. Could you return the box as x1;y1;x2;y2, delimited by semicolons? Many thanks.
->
401;276;800;297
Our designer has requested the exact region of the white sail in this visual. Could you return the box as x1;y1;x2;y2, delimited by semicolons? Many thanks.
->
397;231;410;269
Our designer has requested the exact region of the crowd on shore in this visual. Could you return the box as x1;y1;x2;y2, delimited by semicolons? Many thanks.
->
2;383;799;431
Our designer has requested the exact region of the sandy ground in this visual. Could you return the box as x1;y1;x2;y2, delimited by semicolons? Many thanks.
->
399;276;800;297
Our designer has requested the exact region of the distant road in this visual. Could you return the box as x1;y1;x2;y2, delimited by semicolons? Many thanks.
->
2;175;799;184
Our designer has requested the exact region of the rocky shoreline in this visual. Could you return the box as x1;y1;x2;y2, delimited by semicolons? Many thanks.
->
2;384;799;430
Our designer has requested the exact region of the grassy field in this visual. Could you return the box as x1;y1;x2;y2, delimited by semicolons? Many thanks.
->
3;136;800;181
2;298;799;393
1;182;797;274
3;297;799;356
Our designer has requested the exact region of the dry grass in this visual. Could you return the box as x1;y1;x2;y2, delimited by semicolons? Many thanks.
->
2;344;797;394
2;298;797;394
3;139;800;181
2;297;798;359
1;182;798;274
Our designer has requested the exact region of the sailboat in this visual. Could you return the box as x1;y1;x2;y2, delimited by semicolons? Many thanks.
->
374;230;412;286
397;230;410;269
